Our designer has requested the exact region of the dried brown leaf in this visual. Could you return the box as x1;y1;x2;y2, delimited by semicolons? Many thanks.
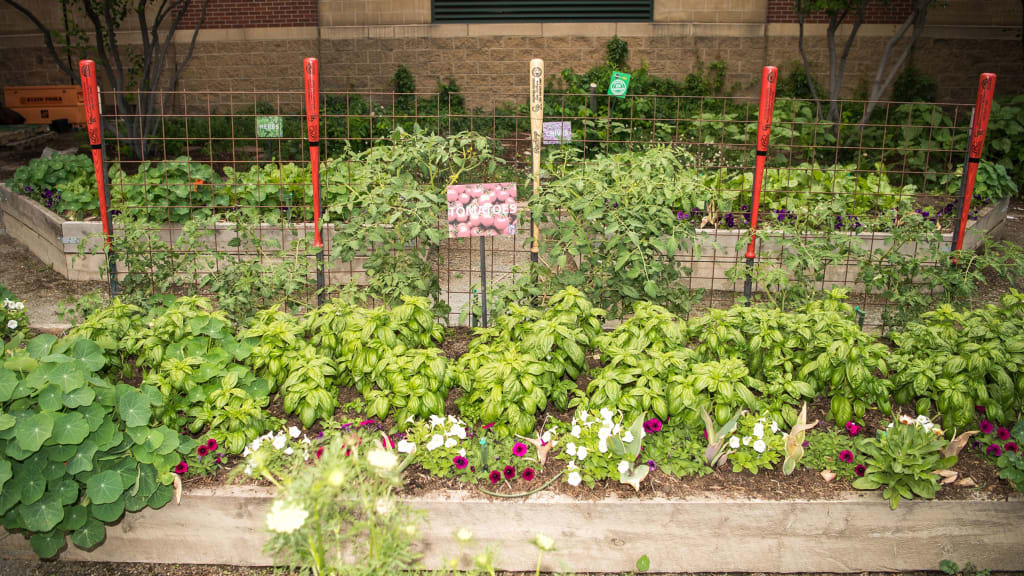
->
935;469;959;485
173;473;182;505
819;469;836;483
943;430;979;458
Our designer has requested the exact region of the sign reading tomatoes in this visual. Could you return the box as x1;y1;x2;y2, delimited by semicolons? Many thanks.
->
447;183;517;238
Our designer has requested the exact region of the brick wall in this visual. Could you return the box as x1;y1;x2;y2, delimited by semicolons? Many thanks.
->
767;0;912;24
178;0;317;29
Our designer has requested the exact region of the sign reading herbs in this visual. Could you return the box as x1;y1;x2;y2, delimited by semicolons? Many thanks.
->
256;116;283;139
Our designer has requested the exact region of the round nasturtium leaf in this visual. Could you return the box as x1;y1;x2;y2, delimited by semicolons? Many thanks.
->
38;384;64;412
85;470;123;505
19;492;65;532
0;368;17;403
89;496;125;523
29;528;66;559
63;386;95;409
54;479;79;506
66;440;98;475
117;392;151;428
14;412;54;452
59;504;88;531
0;412;13;432
0;459;11;493
67;339;106;373
79;403;106;431
19;474;47;505
71;517;106;550
51;412;90;445
43;444;77;462
148;483;173;510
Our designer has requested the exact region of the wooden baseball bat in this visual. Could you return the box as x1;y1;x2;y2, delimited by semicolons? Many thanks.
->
529;58;544;262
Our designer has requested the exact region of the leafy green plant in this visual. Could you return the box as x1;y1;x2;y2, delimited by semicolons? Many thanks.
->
722;412;786;475
940;559;991;576
7;154;96;218
551;408;651;490
64;298;141;376
852;418;956;509
108;157;224;223
892;291;1024;429
995;420;1024;492
0;334;193;558
799;428;862;481
1;292;29;342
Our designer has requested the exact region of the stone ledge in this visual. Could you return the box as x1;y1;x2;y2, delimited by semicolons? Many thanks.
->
0;486;1022;571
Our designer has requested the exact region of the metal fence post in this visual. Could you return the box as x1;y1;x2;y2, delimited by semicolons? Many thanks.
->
304;57;325;305
78;59;118;296
951;72;996;255
743;65;778;304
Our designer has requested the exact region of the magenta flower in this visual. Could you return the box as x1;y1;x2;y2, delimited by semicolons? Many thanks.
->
173;461;188;475
316;447;324;460
702;429;708;440
481;422;495;430
512;442;528;457
522;468;536;482
381;436;394;449
979;420;994;434
643;418;663;434
503;465;516;480
206;438;218;451
997;427;1011;441
854;464;866;477
197;445;209;457
647;459;657;471
453;456;469;469
976;405;986;414
845;421;862;437
1005;442;1020;454
839;450;854;463
488;470;501;484
987;444;1003;457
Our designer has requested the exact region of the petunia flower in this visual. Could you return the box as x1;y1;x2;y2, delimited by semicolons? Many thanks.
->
522;468;536;482
453;456;469;469
482;422;495;430
503;465;516;480
488;470;501;484
173;461;188;475
854;464;866;477
315;447;324;460
566;471;582;487
206;438;218;451
647;460;656;471
198;445;209;457
976;405;986;413
987;444;1003;457
1004;442;1020;454
979;420;994;435
845;421;862;437
512;442;528;457
839;450;854;463
997;427;1011;441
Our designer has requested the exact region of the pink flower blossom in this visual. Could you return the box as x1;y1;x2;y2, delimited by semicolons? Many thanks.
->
512;442;528;457
839;450;854;463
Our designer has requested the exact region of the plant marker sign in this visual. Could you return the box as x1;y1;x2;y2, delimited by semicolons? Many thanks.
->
542;121;572;145
256;115;283;138
447;183;517;238
608;71;631;98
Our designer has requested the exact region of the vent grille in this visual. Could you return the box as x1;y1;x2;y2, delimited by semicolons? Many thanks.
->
432;0;653;23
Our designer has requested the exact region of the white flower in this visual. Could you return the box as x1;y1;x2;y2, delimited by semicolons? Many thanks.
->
567;471;582;487
742;436;751;446
542;430;552;444
456;528;474;543
244;465;253;476
570;425;582;438
2;299;10;308
283;447;294;456
426;434;444;451
916;415;931;425
444;437;457;449
303;450;309;461
567;460;578;471
396;439;416;454
898;414;915;425
243;447;252;457
729;436;740;449
458;448;466;457
534;533;556;552
752;439;767;454
612;423;621;435
598;438;608;453
301;435;311;445
272;435;287;451
617;460;630;474
923;422;934;433
14;302;24;310
288;426;301;439
597;427;612;441
374;498;393;516
622;431;634;443
752;423;765;439
566;442;577;456
600;408;614;422
429;415;446;428
449;423;467;439
250;438;262;452
405;414;416;424
770;420;779;434
266;500;308;534
576;446;588;461
6;320;17;330
366;449;398;470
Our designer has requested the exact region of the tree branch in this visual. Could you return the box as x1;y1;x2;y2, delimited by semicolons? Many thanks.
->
860;0;935;123
2;0;77;83
795;0;823;120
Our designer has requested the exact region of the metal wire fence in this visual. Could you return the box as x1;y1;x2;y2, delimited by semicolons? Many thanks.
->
82;60;998;328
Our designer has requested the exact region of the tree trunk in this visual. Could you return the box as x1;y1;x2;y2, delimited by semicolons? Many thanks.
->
859;0;935;124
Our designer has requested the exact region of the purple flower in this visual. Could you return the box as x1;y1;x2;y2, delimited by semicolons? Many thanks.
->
643;418;663;434
854;464;866;477
1005;442;1020;454
976;405;986;414
801;440;810;448
987;444;1003;457
206;438;218;451
647;459;657;471
980;420;994;434
522;468;536;482
453;456;468;469
512;442;528;457
488;470;501;484
173;461;188;475
503;465;516;480
997;427;1011;441
197;445;209;457
845;421;862;437
839;450;854;463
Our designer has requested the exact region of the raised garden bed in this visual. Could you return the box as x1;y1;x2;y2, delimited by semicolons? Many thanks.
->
1;486;1022;572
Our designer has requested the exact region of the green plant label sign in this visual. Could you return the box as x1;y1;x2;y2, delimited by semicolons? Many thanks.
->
447;183;517;238
256;116;283;138
608;71;631;98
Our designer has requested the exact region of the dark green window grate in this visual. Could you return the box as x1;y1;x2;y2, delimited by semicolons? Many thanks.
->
432;0;653;23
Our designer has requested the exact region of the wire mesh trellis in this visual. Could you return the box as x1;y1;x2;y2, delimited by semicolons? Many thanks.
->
83;62;997;329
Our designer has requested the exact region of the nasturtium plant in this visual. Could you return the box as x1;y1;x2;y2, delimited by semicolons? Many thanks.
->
892;291;1024;429
0;335;193;559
